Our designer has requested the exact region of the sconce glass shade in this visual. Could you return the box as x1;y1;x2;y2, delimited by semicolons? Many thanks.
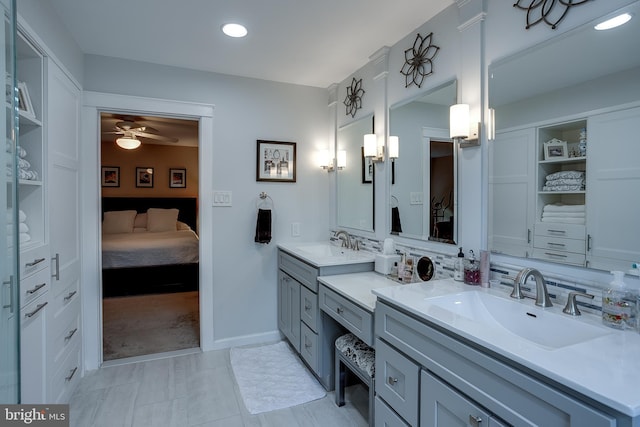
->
388;136;399;159
337;150;347;169
318;149;330;168
363;134;377;158
116;137;141;150
450;104;470;139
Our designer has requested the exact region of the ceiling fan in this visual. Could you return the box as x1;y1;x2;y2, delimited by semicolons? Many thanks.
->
103;118;178;149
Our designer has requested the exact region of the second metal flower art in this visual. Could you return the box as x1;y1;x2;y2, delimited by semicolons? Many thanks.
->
400;32;440;89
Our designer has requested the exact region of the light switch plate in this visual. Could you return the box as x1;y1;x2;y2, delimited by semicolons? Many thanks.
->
410;192;423;205
291;222;300;237
213;191;232;207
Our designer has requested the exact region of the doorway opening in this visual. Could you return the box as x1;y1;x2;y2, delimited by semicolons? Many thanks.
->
99;112;200;361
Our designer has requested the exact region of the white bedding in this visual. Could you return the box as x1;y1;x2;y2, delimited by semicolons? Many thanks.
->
102;229;199;269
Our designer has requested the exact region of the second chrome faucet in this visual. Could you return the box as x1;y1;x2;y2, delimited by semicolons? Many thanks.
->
511;268;553;308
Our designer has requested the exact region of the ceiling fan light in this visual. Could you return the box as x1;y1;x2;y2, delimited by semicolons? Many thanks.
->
116;137;141;150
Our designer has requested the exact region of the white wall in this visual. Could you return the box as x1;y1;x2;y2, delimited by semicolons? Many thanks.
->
82;55;331;346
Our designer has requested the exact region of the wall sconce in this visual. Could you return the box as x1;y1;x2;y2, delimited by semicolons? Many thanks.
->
450;104;480;148
388;136;399;160
487;108;496;141
364;133;384;162
319;149;346;172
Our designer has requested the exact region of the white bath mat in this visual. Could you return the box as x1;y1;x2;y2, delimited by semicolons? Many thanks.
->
230;341;326;414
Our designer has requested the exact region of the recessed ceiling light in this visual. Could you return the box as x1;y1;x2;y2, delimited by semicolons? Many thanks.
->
222;23;248;38
594;13;632;31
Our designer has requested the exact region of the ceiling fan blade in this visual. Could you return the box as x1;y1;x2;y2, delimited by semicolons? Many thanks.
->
102;131;124;135
133;131;179;143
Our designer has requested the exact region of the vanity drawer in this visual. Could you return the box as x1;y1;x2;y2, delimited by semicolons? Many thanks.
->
534;223;585;240
279;251;318;292
534;235;585;254
375;396;411;427
20;266;49;309
48;279;80;326
375;338;420;427
300;285;319;332
319;285;373;346
532;248;585;266
49;302;81;364
300;322;319;374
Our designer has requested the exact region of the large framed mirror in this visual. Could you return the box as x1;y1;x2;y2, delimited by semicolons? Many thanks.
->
337;114;374;232
488;3;640;272
389;80;457;244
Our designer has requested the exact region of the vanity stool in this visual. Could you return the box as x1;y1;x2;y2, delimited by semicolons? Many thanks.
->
335;333;375;426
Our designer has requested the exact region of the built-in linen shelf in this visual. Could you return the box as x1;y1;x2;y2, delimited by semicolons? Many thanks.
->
18;179;43;186
538;190;585;195
5;103;42;126
538;156;586;165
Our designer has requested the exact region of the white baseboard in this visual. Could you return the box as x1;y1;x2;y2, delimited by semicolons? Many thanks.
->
206;330;283;351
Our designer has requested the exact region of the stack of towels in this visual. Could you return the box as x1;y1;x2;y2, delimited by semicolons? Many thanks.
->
5;144;39;181
541;204;585;224
542;170;585;192
6;209;31;247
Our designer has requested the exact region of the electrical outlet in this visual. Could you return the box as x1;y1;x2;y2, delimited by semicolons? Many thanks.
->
291;222;300;237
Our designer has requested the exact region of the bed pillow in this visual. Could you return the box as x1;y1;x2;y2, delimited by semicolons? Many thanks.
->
134;213;147;229
177;221;191;231
102;210;137;234
147;208;179;232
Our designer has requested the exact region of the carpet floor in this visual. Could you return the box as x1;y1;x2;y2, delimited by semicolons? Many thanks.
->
102;291;200;361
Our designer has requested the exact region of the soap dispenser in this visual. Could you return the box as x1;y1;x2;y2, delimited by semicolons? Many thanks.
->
454;248;465;282
602;271;637;330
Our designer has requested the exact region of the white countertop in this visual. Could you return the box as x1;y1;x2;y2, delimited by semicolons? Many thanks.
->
278;242;375;268
373;279;640;418
318;271;401;312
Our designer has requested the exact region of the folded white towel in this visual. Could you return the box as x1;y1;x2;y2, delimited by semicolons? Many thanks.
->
5;223;29;234
541;217;585;224
19;232;31;243
543;204;585;213
5;209;26;224
545;170;584;180
542;212;585;218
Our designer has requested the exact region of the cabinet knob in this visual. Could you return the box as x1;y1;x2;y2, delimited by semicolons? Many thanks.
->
469;415;483;427
25;258;45;268
387;376;398;385
336;307;344;314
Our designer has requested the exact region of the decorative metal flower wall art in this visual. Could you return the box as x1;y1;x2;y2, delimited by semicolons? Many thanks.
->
343;77;365;118
514;0;591;30
400;32;440;89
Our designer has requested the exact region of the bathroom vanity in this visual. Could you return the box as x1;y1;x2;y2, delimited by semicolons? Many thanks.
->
373;280;640;427
277;242;374;389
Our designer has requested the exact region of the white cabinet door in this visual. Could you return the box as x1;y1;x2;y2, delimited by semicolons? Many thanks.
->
46;60;82;401
586;106;640;270
488;128;535;257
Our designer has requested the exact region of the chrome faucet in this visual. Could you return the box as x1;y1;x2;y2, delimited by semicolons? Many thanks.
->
334;230;351;249
512;268;553;308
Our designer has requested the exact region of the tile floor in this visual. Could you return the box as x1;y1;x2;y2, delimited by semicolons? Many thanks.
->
69;347;369;427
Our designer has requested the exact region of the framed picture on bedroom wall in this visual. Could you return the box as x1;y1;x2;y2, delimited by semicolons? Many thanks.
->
101;166;120;187
136;167;154;188
169;168;187;188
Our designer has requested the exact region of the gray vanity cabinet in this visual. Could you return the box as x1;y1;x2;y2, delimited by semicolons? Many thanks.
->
277;248;373;390
375;301;620;427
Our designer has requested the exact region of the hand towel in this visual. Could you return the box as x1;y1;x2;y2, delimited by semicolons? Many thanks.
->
254;209;272;244
542;212;585;218
541;217;585;224
391;207;402;234
543;204;585;213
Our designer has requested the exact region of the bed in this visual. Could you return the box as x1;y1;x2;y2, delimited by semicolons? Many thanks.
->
101;197;199;297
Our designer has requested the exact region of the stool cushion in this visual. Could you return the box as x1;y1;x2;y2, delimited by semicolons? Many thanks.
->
335;333;375;378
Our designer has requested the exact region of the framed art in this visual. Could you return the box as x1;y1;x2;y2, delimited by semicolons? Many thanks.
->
361;147;373;183
543;139;568;160
101;166;120;187
256;140;296;182
169;168;187;188
17;81;35;118
136;167;154;188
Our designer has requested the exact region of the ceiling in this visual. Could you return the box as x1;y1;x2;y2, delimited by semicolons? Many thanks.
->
101;113;199;148
49;0;453;89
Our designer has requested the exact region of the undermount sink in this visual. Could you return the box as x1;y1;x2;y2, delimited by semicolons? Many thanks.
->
426;291;612;350
282;242;375;267
295;243;351;257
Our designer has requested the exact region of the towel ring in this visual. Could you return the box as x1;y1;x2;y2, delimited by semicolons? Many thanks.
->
390;195;399;208
257;192;274;210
